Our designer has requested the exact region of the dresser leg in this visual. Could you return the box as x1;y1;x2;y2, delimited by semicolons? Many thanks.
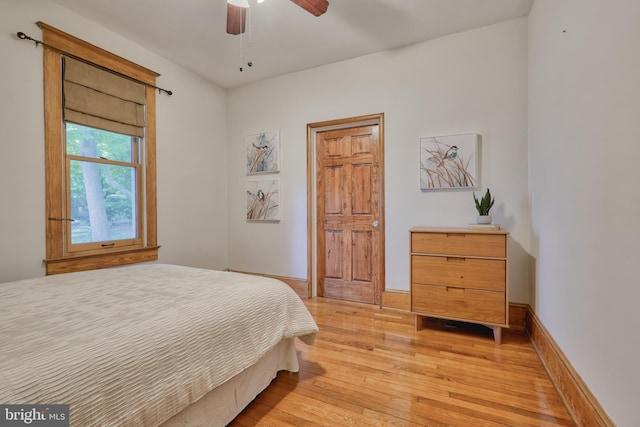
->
415;315;427;331
490;326;502;344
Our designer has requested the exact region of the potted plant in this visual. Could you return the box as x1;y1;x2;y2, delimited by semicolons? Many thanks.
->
473;188;495;224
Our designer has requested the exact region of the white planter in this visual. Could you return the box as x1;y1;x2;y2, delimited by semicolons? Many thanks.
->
476;215;492;224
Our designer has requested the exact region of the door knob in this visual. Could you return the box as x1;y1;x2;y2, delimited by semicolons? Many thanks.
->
372;220;379;228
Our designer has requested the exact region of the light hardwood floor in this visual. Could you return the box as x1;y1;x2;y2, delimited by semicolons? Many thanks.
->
231;297;574;426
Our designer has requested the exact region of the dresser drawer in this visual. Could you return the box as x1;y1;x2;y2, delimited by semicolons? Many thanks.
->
411;283;505;324
411;232;506;258
411;255;505;292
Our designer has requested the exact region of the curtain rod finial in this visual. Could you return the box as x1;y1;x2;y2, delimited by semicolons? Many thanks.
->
16;31;40;47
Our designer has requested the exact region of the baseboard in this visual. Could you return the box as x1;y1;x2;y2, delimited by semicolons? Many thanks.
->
508;302;527;332
381;290;410;311
526;307;614;426
229;270;309;298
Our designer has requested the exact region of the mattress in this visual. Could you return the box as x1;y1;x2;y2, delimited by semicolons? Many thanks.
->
0;264;318;426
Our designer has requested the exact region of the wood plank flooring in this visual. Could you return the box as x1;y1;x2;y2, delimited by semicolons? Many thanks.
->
230;298;574;426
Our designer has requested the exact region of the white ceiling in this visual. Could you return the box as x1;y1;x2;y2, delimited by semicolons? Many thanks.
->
50;0;534;89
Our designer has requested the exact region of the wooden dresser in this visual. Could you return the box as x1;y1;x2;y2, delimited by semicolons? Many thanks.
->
410;227;509;343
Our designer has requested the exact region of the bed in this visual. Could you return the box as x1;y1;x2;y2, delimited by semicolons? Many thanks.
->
0;263;318;426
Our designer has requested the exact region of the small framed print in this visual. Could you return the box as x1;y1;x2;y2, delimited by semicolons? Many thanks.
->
246;130;279;174
246;179;280;222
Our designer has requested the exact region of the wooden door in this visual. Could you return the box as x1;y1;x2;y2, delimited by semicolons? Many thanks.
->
316;125;381;304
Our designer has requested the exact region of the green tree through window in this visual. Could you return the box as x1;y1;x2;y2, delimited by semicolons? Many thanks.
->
66;123;139;246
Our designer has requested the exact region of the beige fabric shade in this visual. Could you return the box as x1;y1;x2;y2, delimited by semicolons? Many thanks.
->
63;57;146;137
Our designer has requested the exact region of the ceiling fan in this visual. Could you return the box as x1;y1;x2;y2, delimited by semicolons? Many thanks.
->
226;0;329;35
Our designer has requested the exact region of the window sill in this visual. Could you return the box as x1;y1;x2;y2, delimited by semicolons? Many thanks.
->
44;246;160;275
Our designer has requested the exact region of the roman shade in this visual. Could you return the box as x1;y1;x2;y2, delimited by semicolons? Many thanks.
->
63;57;146;137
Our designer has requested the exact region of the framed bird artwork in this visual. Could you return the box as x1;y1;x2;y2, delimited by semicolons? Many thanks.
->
419;133;479;190
246;179;280;222
246;130;280;174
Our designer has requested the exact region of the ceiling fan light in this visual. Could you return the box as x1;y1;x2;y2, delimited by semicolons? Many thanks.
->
227;0;249;8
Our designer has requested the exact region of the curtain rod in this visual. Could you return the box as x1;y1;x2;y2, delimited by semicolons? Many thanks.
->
17;31;173;96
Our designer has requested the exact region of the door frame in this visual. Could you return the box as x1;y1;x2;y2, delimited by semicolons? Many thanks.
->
306;113;385;305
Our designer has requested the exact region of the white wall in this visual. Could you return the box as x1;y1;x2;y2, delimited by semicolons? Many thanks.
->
528;0;640;424
227;18;530;300
0;0;229;282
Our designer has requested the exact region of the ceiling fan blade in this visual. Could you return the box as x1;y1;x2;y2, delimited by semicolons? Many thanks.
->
226;3;247;35
289;0;329;17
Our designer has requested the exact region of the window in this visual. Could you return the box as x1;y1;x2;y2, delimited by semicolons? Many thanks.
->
66;124;142;252
40;22;159;275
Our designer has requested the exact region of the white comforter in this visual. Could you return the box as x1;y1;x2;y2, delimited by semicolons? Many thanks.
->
0;264;318;426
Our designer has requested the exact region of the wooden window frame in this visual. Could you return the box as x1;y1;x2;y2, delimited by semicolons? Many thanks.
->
40;22;159;275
